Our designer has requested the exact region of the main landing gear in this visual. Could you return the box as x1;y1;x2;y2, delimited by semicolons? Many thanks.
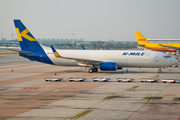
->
88;67;98;73
158;68;162;73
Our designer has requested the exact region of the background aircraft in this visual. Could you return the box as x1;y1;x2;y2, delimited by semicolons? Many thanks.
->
134;31;180;53
12;19;178;73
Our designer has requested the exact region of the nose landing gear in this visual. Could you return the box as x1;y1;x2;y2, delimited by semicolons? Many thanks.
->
158;68;162;73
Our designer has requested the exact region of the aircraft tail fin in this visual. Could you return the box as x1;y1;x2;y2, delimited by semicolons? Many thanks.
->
14;19;43;51
134;31;152;44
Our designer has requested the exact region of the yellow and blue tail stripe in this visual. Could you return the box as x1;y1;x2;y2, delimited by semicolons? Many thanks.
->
14;19;54;65
51;46;62;58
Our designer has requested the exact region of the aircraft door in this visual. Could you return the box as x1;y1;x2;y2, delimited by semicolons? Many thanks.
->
155;54;159;62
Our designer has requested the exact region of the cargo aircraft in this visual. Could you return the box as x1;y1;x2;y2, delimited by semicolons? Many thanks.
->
135;31;180;53
12;19;178;73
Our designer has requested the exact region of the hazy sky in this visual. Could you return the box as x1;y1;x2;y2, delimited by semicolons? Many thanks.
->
0;0;180;41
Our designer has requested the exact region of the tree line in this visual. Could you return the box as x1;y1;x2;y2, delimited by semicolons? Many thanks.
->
49;41;137;50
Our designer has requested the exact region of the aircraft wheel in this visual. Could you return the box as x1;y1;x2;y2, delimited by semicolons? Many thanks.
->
158;69;162;73
93;67;98;72
88;68;94;73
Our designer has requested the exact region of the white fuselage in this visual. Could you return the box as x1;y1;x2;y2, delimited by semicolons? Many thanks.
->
42;46;178;68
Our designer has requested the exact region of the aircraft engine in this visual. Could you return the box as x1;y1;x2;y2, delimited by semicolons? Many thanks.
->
100;62;117;71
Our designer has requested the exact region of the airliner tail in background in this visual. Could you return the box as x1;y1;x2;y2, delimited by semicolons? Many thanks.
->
134;31;180;52
134;31;152;45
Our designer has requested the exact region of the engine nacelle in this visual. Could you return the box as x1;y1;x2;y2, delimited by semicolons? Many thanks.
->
100;62;117;71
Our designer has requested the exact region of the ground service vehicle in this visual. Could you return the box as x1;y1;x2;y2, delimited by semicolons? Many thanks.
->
139;78;159;82
44;77;62;82
116;78;134;82
161;79;176;83
68;78;86;82
92;78;109;82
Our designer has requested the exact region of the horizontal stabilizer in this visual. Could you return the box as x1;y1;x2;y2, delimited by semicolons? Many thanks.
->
6;48;32;54
136;44;145;47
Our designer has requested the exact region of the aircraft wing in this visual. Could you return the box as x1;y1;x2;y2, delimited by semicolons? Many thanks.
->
159;44;180;50
50;46;102;65
6;48;32;54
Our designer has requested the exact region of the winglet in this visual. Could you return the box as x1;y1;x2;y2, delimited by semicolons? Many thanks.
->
50;46;62;58
82;46;85;50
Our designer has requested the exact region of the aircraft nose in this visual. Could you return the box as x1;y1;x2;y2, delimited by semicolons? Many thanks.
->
171;57;178;65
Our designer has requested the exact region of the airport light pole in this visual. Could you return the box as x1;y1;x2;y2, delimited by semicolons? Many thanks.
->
1;33;3;40
73;33;75;48
73;33;75;40
11;34;13;40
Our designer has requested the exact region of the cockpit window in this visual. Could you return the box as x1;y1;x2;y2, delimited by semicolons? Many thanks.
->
164;55;171;58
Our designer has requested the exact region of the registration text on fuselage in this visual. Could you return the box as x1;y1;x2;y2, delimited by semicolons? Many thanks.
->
122;52;145;56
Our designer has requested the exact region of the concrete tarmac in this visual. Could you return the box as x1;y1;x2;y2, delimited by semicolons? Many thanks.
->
0;54;180;120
